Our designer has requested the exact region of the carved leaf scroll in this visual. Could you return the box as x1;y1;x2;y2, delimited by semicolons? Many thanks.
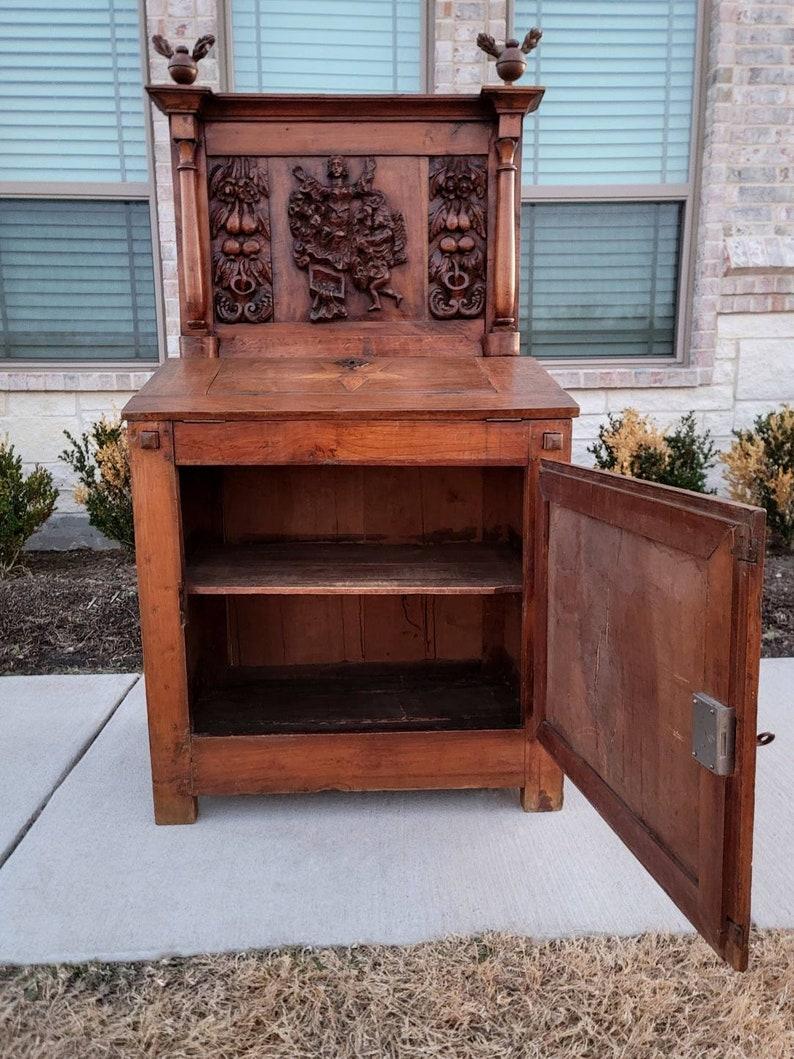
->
288;156;407;323
428;156;487;319
208;157;273;324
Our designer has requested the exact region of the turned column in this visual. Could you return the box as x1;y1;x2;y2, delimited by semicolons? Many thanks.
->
493;135;519;332
171;112;210;333
481;86;543;356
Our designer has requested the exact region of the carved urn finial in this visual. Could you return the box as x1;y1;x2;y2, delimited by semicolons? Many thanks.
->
152;34;215;84
477;28;542;84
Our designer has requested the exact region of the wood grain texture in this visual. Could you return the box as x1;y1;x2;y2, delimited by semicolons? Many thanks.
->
128;422;196;824
123;357;579;422
535;460;765;969
521;436;571;813
185;542;522;595
171;114;212;332
218;465;520;545
191;728;525;794
227;595;488;668
172;420;569;467
192;660;520;735
216;322;482;359
147;86;544;122
206;122;491;157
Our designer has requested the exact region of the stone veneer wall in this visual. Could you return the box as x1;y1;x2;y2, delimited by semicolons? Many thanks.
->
1;0;792;539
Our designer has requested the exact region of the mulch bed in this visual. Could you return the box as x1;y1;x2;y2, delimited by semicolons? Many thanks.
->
763;547;794;658
1;931;792;1058
0;551;141;675
0;545;792;676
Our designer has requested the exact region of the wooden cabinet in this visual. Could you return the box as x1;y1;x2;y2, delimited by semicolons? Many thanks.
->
125;80;764;970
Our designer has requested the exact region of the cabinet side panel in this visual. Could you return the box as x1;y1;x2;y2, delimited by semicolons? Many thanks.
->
128;422;196;824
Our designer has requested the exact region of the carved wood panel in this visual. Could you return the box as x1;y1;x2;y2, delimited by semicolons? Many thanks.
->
428;157;487;319
287;155;408;323
208;156;273;324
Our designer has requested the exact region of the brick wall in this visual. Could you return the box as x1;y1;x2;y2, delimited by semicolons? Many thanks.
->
1;0;792;542
434;0;504;91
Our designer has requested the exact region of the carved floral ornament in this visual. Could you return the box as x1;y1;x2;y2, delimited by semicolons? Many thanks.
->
209;157;274;324
288;156;407;323
428;157;487;319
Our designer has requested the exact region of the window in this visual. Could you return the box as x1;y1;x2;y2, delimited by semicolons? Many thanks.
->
0;0;159;363
520;201;681;358
514;0;700;360
229;0;425;92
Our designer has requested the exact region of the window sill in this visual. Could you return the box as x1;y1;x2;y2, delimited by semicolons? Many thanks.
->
1;362;713;395
545;364;712;391
0;366;157;392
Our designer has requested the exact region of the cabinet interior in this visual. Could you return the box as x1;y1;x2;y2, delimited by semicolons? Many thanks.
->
179;465;528;736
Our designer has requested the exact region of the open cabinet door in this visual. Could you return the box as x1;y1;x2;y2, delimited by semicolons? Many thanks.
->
534;461;765;970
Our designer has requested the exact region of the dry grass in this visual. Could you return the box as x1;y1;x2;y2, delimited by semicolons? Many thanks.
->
1;931;793;1058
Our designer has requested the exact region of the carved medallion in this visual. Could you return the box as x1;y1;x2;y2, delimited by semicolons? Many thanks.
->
428;157;487;319
208;157;273;324
288;156;407;322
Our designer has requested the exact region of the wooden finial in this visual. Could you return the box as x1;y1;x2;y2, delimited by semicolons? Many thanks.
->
152;34;215;85
477;28;542;85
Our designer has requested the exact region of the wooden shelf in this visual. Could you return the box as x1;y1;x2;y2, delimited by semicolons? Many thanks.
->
192;661;521;736
185;542;522;596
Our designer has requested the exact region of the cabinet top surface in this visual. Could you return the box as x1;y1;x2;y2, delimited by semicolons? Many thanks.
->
123;356;578;422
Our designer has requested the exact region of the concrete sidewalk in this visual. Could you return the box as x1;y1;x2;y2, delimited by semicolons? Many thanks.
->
0;673;138;865
0;661;791;964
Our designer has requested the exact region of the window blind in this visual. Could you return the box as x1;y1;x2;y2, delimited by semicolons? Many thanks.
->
0;200;158;361
514;0;697;185
519;201;681;359
0;0;147;182
231;0;423;93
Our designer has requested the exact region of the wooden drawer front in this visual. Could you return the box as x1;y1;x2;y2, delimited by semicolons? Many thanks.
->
174;420;570;466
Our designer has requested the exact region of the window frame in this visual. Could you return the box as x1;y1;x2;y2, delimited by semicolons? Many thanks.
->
510;0;709;368
0;0;165;371
220;0;433;94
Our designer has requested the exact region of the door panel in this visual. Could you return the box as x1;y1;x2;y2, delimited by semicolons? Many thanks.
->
534;461;765;970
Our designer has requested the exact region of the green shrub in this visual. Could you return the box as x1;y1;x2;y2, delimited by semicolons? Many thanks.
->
589;409;716;493
723;405;794;547
61;417;134;549
0;439;58;574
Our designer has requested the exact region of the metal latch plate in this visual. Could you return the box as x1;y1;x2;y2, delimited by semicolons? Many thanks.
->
692;692;736;776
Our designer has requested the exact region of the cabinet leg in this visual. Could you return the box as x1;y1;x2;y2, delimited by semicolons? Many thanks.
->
521;740;564;812
153;787;198;825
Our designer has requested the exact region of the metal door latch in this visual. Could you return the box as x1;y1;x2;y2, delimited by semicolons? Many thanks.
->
692;692;736;776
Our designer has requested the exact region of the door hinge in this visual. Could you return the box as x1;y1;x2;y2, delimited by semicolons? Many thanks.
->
178;583;187;628
734;535;759;564
692;692;736;776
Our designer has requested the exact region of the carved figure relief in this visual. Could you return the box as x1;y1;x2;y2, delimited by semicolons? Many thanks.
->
428;157;487;319
209;157;273;324
288;156;407;322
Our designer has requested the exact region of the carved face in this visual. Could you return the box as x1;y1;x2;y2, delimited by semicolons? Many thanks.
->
442;172;475;201
216;175;261;205
326;156;349;181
